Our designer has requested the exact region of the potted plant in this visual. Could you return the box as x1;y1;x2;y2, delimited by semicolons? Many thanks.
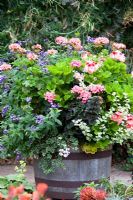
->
0;37;133;199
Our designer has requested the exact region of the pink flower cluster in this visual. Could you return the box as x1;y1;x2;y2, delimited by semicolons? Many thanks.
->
71;85;91;103
27;52;38;61
131;71;133;77
88;84;105;94
44;91;56;103
112;42;126;50
94;37;109;45
70;60;82;68
84;60;100;74
111;112;133;129
47;49;58;55
111;111;123;125
55;36;68;45
126;114;133;129
0;63;12;71
9;43;26;54
69;38;82;50
32;44;42;51
74;72;84;82
110;50;126;62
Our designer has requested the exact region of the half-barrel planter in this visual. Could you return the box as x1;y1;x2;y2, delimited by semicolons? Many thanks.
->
34;148;112;199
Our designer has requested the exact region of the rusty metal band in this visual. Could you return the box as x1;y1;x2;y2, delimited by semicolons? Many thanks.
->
35;177;109;188
63;149;112;160
46;191;75;199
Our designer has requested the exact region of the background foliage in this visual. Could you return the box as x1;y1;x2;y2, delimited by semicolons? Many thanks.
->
0;0;133;58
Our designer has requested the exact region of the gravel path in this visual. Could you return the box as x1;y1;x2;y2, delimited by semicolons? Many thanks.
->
0;165;132;185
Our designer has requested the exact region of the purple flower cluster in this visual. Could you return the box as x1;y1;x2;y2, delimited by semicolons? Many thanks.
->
10;114;20;122
50;102;59;108
0;144;5;151
3;85;10;93
0;75;6;84
1;105;10;117
86;36;95;43
29;125;37;132
3;129;8;134
15;150;22;161
35;115;45;124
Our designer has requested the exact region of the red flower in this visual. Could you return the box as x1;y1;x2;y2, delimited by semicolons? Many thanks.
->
8;186;17;199
18;193;32;200
32;191;40;200
16;185;24;195
96;189;107;200
36;183;48;196
80;187;96;200
0;193;3;200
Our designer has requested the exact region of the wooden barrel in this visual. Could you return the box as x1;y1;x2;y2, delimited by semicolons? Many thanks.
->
34;149;112;199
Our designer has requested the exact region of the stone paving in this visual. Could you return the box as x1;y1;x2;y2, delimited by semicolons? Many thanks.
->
0;165;132;185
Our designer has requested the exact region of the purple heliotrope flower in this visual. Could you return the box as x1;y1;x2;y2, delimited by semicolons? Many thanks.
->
50;102;59;108
35;115;45;124
3;85;10;93
29;125;38;132
1;105;10;117
86;36;95;43
0;75;6;84
15;151;22;161
26;97;32;103
0;144;5;151
10;114;20;122
3;129;8;134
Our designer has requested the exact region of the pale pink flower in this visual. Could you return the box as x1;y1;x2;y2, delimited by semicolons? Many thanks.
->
44;92;56;103
71;86;91;103
126;114;133;129
32;44;42;50
47;49;58;55
69;38;82;50
27;52;38;61
110;50;126;62
9;43;21;51
112;42;126;50
131;71;133;77
94;37;109;45
88;84;105;93
9;43;26;54
0;63;12;71
74;72;84;81
55;36;68;45
70;60;82;68
71;85;84;94
111;111;123;125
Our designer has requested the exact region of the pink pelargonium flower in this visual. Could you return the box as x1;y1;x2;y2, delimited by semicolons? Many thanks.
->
44;91;56;103
9;43;26;54
0;63;12;71
94;37;109;45
32;44;42;50
27;52;38;61
112;42;126;50
74;72;84;82
111;111;123;125
55;36;68;45
71;85;84;94
84;61;100;74
47;49;58;55
126;114;133;129
78;91;92;104
88;84;105;93
69;38;82;50
110;50;126;62
70;60;82;68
